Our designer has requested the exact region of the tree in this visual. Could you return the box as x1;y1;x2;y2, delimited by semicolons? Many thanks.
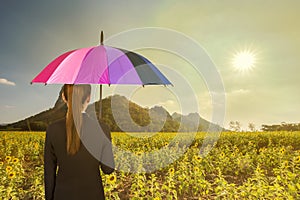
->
248;123;256;132
229;121;241;132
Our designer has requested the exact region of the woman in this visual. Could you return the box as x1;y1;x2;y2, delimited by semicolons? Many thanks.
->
44;84;115;200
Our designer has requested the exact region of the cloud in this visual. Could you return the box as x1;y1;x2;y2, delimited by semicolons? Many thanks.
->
4;105;16;109
228;89;250;95
0;78;16;86
155;100;181;114
156;100;177;110
159;100;176;106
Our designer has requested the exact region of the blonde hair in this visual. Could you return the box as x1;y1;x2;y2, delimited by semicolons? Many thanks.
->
63;84;91;155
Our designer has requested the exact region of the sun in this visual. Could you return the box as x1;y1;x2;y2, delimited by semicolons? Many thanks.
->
232;50;256;72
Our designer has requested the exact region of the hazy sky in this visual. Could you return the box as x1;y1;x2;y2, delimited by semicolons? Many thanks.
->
1;0;299;129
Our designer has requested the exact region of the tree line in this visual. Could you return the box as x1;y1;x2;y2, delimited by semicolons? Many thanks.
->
229;121;300;132
261;122;300;132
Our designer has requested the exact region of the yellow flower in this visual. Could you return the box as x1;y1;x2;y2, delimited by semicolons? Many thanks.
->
282;161;289;168
220;152;225;158
277;175;281;181
231;152;236;157
168;167;175;175
136;152;143;156
280;148;285;154
107;174;117;185
34;143;39;150
5;156;12;163
259;148;265;153
6;166;13;173
295;156;300;163
12;158;19;164
194;166;200;173
0;161;3;166
194;142;198;147
154;197;161;200
255;166;263;173
164;142;168;146
194;155;202;162
8;171;16;179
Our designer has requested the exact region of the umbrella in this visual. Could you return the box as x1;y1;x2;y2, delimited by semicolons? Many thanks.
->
31;31;172;118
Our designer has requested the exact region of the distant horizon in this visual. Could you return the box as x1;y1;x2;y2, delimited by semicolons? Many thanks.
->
1;93;298;131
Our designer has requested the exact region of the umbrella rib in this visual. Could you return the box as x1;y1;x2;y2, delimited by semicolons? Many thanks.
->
104;46;111;85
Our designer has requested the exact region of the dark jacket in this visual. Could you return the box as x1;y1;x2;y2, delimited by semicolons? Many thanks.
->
44;112;115;200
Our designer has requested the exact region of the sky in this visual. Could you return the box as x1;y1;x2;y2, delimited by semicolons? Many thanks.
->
0;0;299;130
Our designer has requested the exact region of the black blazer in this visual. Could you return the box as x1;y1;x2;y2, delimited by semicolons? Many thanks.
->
44;112;115;200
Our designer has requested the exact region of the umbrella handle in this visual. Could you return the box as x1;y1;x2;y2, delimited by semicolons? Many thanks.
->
100;31;104;45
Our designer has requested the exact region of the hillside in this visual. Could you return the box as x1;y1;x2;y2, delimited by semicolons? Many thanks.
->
0;86;224;132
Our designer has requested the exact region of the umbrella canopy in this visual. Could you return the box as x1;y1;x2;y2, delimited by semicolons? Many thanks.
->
31;34;171;86
31;31;172;118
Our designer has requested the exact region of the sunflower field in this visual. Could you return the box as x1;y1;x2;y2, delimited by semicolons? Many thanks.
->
0;131;299;199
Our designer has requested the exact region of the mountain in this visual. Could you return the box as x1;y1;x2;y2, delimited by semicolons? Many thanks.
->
0;86;224;132
172;112;224;132
0;90;67;131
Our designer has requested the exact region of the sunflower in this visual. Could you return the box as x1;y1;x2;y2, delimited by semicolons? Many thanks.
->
295;156;300;163
8;171;16;179
194;155;202;162
194;166;200;173
220;152;225;158
168;167;175;176
5;156;12;163
259;148;265;153
282;161;289;168
255;165;263;173
136;152;143;157
280;148;285;154
6;165;13;173
164;142;169;146
12;158;19;164
107;174;117;185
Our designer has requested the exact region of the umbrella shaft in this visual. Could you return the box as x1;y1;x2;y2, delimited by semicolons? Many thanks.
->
99;84;102;119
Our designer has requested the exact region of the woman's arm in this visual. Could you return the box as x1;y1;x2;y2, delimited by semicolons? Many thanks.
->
44;125;57;200
100;123;115;174
100;143;115;174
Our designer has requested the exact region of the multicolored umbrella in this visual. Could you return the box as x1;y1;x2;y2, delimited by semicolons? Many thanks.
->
31;31;172;117
31;32;171;86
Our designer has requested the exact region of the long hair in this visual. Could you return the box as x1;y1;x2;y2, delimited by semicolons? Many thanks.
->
63;84;91;155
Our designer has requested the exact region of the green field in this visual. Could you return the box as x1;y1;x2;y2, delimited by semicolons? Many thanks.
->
0;131;299;199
